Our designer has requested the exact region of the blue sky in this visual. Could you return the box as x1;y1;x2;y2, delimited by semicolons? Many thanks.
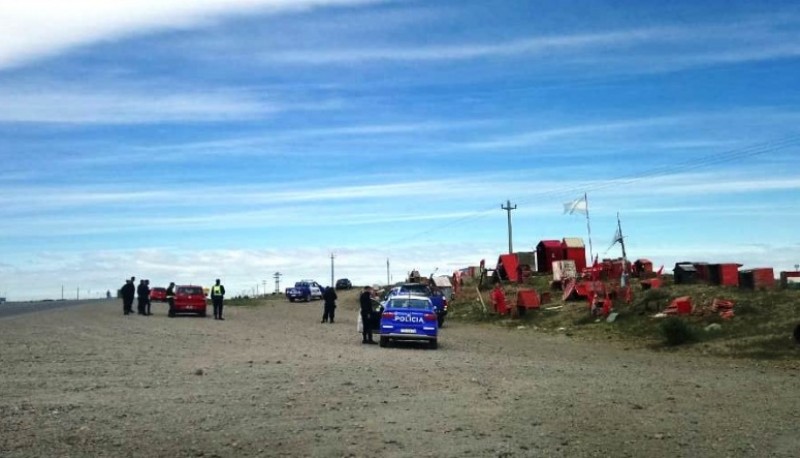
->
1;0;799;300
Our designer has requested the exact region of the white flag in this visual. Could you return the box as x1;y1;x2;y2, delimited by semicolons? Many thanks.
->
563;196;588;215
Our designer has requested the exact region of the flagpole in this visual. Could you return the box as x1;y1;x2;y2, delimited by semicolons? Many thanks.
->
617;212;628;286
585;192;594;263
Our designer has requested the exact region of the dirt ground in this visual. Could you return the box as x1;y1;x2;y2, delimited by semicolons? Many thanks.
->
1;291;799;457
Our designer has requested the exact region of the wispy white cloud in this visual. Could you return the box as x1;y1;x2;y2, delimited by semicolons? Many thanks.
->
267;28;666;64
458;117;686;150
262;15;800;76
0;84;339;124
0;0;388;70
2;170;799;238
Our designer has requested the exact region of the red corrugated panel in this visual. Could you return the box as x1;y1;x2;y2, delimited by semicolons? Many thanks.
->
497;254;519;282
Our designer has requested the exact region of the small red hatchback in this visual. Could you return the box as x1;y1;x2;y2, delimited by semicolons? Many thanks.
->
150;287;167;302
169;285;207;317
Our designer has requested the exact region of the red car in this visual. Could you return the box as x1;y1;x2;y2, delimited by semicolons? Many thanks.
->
150;287;167;302
169;285;207;317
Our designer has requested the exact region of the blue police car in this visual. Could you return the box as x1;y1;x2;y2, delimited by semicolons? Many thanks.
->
378;294;438;349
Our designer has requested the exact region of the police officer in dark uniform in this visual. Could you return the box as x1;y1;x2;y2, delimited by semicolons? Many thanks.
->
359;286;377;344
322;286;337;323
136;279;148;315
121;277;135;315
144;279;152;316
166;282;176;318
211;279;226;320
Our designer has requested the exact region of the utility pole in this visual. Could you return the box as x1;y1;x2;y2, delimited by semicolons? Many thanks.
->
330;253;335;288
262;280;267;297
501;199;517;254
273;272;282;294
386;258;390;287
76;287;80;300
61;285;64;300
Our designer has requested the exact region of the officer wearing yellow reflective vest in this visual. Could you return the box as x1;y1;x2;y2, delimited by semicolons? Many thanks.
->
211;279;226;320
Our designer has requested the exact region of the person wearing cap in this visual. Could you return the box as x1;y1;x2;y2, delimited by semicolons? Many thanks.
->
211;279;226;320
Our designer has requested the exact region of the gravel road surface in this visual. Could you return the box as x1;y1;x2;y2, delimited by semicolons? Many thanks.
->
1;293;798;457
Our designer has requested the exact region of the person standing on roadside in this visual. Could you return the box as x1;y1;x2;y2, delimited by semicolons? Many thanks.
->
166;282;176;317
136;279;148;315
144;279;152;316
322;286;337;323
121;277;135;315
211;279;226;320
359;286;377;344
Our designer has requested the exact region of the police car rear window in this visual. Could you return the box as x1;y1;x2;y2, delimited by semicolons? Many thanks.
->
178;287;203;295
401;285;430;294
389;298;431;309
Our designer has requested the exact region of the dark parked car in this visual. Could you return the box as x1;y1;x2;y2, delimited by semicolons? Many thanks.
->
335;278;352;290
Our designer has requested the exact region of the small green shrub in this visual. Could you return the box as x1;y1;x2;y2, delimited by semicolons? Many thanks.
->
659;317;697;346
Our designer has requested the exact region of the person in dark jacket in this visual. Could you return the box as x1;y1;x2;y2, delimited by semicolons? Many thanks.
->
322;286;337;323
136;279;148;315
143;279;152;316
166;282;176;317
359;286;377;344
121;277;136;315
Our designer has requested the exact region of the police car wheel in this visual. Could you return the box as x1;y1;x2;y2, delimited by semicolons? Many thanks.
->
379;336;388;347
429;339;438;350
288;298;295;303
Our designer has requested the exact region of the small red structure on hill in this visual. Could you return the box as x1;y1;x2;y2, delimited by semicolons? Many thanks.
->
562;237;586;272
709;263;742;287
536;240;563;273
739;268;775;289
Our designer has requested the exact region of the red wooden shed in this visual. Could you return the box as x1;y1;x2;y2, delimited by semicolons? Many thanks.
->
709;263;742;287
739;268;775;289
536;240;563;273
562;237;587;272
